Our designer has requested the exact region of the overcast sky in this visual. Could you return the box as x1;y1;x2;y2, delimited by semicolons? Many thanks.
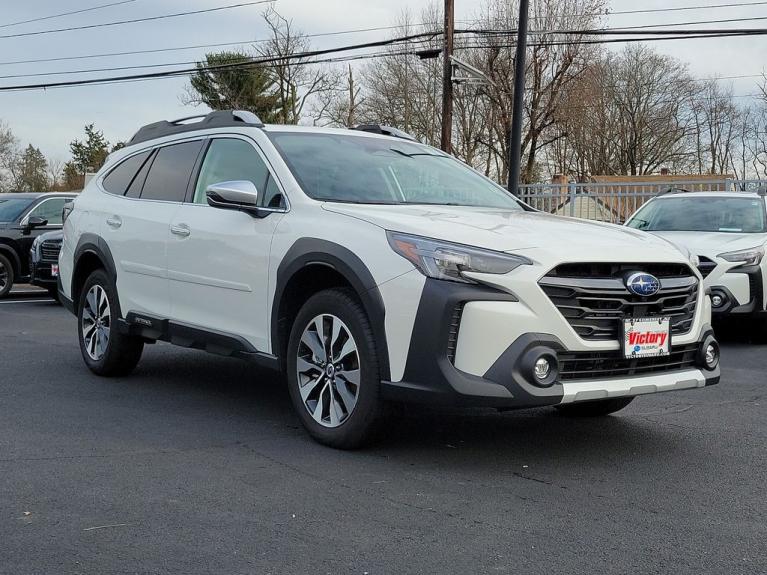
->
1;0;766;162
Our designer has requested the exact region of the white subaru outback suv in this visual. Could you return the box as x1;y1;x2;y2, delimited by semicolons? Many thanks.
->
58;110;721;448
626;189;767;331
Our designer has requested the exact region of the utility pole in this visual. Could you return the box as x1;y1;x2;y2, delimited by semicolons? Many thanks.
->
508;0;530;195
440;0;455;153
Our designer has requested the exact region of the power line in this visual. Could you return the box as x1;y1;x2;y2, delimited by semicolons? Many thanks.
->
3;27;767;93
0;23;437;67
0;0;275;40
0;31;440;92
0;0;137;29
607;0;767;16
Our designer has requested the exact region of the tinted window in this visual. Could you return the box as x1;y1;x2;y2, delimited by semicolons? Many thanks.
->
125;150;155;198
141;141;203;202
0;197;34;222
628;197;767;233
28;197;68;225
102;151;151;195
193;138;269;204
268;132;522;209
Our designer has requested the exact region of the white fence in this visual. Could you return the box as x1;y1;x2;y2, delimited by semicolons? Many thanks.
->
516;179;766;224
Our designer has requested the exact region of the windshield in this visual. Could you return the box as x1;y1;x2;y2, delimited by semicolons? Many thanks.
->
267;132;523;209
0;196;34;222
627;196;767;233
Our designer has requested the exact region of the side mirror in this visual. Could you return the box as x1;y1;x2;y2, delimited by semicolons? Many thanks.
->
23;216;48;232
205;180;262;217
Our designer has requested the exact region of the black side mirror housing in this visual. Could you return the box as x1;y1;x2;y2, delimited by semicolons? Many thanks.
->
23;216;48;233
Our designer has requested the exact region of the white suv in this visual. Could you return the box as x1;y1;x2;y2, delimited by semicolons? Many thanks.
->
626;190;767;330
58;110;721;448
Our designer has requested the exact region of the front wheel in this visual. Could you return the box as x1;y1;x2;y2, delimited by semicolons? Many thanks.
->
555;397;634;417
286;288;384;449
0;253;14;299
78;269;144;376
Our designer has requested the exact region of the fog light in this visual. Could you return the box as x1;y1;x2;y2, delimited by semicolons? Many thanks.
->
534;357;551;380
704;342;719;369
711;294;724;308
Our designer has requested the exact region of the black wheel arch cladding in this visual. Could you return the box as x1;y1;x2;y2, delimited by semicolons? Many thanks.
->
273;238;391;381
72;234;119;312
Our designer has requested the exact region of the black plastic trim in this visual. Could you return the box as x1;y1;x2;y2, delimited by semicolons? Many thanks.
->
272;238;391;380
121;312;279;370
70;233;118;315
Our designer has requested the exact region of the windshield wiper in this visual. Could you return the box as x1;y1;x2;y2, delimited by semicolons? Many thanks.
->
389;148;442;158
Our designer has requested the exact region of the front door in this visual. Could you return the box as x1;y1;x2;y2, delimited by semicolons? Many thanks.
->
167;136;286;352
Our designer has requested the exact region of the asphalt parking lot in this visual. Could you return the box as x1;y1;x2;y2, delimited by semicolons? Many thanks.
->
1;289;765;575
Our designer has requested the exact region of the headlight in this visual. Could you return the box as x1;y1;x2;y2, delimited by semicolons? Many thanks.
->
386;231;531;284
718;246;764;267
31;236;42;252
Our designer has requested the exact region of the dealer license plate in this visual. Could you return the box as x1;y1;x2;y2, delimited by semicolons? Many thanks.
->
623;317;670;358
51;264;59;277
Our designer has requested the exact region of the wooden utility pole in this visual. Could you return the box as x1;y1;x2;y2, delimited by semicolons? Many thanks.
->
440;0;455;153
508;0;530;195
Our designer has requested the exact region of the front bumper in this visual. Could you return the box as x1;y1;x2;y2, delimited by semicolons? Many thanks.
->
707;264;766;316
382;278;719;409
29;259;58;288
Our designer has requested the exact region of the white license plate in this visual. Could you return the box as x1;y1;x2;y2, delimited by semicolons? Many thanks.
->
50;264;59;277
623;317;670;358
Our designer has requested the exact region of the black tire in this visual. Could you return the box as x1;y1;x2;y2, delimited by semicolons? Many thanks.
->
77;269;143;376
286;288;384;449
0;253;14;299
555;397;634;417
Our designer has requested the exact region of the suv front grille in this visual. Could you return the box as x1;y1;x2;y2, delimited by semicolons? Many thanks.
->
697;256;717;278
558;344;699;381
540;263;699;341
40;240;62;262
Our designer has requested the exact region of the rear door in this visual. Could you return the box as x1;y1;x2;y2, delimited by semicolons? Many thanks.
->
167;136;287;351
102;140;203;318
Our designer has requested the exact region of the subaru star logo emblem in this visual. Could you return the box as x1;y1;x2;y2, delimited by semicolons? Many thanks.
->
626;272;660;297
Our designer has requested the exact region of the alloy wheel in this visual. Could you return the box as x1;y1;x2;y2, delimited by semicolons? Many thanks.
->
0;261;7;291
296;314;360;428
81;285;111;361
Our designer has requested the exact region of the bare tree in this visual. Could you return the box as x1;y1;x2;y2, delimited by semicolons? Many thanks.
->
257;8;336;124
313;65;363;128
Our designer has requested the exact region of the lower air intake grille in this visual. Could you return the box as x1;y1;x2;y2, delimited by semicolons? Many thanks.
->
559;344;699;381
446;304;464;364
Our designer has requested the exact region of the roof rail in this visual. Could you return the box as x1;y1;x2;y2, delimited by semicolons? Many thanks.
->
351;124;418;142
127;110;264;146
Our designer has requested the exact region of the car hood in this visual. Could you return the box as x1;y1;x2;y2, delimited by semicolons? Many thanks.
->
650;230;767;255
322;203;683;259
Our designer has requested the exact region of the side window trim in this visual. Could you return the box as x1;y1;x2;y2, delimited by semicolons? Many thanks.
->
186;133;290;211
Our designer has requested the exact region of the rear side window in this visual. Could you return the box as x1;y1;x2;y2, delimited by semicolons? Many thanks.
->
102;151;151;195
141;141;203;202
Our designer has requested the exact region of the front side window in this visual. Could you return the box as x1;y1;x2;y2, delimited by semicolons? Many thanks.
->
102;150;151;195
28;197;68;226
140;140;203;202
267;132;523;209
0;197;34;222
628;197;767;233
193;138;271;205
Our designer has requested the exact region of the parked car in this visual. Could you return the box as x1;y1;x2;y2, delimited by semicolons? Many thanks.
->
30;229;64;299
626;190;767;330
58;110;721;448
0;192;77;298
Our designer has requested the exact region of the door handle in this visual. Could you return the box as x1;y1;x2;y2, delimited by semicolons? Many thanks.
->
106;215;122;229
170;223;191;238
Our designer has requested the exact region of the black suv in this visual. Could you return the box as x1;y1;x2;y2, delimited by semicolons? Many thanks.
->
0;192;77;298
